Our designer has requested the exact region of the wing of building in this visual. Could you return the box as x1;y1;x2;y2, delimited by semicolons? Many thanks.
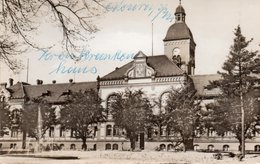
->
0;2;259;152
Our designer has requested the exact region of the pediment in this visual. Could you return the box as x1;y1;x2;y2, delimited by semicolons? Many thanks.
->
126;51;155;78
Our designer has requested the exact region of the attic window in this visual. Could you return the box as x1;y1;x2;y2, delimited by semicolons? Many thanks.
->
41;90;51;97
61;90;71;96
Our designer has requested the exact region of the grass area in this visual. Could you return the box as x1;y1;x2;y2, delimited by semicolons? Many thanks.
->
0;151;260;164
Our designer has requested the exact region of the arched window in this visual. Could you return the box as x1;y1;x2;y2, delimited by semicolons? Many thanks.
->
106;125;112;136
105;143;111;150
160;144;166;151
60;127;65;137
70;144;76;150
223;145;229;151
60;144;64;150
255;145;260;151
10;109;20;125
160;92;170;113
208;128;215;137
113;125;120;136
176;14;181;21
82;143;87;150
208;144;214;151
93;144;96;150
107;94;117;116
29;143;33;149
11;127;18;138
49;127;54;137
167;144;174;151
194;144;200;151
112;144;118;150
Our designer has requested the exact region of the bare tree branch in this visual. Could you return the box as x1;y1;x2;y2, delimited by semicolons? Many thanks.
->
0;0;105;71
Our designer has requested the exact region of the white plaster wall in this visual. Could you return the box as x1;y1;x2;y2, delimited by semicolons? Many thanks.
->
100;80;184;109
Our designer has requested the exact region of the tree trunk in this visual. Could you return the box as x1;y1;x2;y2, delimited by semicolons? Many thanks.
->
82;138;87;151
238;138;242;151
130;136;136;151
22;130;26;149
183;139;194;152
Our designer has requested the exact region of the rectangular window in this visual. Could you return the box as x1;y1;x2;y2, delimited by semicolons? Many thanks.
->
11;128;18;138
60;127;65;137
49;127;54;137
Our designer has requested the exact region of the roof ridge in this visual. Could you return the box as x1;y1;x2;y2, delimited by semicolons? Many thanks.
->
191;74;220;77
26;81;97;87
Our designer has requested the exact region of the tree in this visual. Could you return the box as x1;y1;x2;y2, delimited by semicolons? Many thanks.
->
110;89;153;150
0;0;105;71
59;89;105;151
0;100;11;136
207;25;259;154
206;93;259;146
164;84;202;152
21;98;56;148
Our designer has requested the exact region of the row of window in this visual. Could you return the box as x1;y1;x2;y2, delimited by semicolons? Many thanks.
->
193;144;260;152
158;144;175;151
2;143;260;151
105;143;119;150
106;125;123;136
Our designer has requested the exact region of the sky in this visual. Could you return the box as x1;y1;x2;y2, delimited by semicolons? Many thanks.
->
0;0;260;85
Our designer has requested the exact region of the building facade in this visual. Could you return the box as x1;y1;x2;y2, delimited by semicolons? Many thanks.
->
0;3;259;152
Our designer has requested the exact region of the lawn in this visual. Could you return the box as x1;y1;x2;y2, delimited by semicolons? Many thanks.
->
1;151;260;164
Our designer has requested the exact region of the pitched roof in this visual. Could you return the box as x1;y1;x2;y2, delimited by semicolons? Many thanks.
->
191;74;221;97
8;82;30;99
101;55;185;80
8;81;97;103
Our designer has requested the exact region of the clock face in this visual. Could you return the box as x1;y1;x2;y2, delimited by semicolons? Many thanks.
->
173;48;180;55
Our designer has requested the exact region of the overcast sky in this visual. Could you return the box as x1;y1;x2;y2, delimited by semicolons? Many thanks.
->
0;0;260;85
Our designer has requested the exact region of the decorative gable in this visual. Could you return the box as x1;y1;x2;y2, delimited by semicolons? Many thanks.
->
126;51;155;78
0;83;11;101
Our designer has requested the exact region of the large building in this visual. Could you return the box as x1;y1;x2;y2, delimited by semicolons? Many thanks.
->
0;3;259;152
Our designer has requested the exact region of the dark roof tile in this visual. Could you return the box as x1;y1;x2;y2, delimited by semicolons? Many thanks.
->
8;82;29;98
101;55;184;80
23;82;97;103
191;74;221;97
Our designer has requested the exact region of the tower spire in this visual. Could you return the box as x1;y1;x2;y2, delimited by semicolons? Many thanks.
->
175;1;186;23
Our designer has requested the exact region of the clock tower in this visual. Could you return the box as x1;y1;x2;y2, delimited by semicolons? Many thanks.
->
163;1;196;75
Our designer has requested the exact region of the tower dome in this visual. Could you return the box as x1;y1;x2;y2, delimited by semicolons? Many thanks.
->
163;1;195;43
163;1;196;75
175;4;185;15
163;23;194;42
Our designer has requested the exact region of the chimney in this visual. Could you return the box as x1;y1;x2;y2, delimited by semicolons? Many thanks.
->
52;80;56;84
0;83;7;88
69;79;73;83
9;78;14;86
36;79;42;85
